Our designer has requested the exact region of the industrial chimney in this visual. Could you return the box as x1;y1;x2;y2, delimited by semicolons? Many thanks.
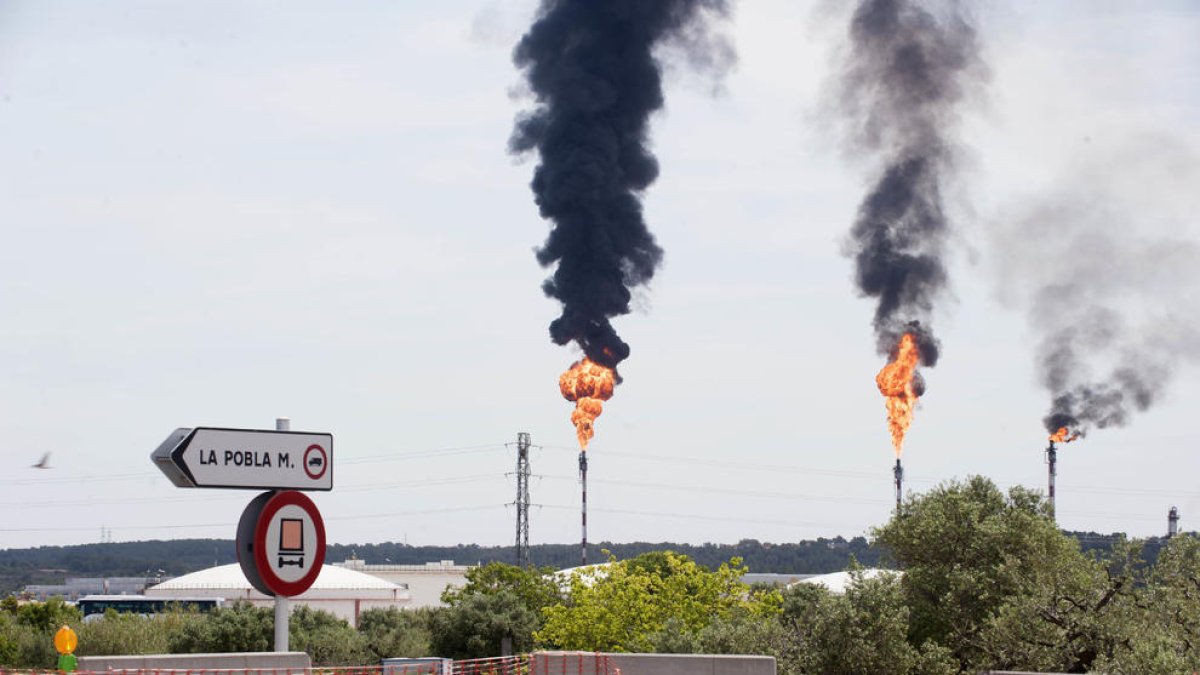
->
1045;439;1058;521
1168;506;1180;538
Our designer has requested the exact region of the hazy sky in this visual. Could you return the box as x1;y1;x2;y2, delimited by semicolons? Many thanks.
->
1;1;1197;555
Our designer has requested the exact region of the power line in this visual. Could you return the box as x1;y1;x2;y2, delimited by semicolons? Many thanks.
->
0;474;505;509
539;444;1200;499
538;473;889;506
538;504;859;530
0;504;504;533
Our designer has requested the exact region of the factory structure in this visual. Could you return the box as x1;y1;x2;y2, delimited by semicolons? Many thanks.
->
141;558;472;627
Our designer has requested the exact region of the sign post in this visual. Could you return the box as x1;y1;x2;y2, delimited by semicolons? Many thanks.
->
273;417;290;654
151;417;332;654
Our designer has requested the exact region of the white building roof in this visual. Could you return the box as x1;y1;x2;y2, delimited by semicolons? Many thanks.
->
149;563;401;593
790;568;896;594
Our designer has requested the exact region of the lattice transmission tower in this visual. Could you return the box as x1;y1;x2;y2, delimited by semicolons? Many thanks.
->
514;432;532;567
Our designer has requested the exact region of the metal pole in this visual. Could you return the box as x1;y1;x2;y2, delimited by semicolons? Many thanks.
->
579;450;588;566
893;458;903;514
1046;441;1057;522
274;416;289;652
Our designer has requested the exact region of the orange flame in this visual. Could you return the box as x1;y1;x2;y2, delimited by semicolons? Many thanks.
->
1049;427;1079;443
559;358;615;450
876;333;921;457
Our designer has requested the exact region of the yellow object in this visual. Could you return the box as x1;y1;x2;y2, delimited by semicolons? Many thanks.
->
54;625;77;655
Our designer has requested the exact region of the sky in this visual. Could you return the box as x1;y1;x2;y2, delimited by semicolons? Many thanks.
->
0;1;1197;556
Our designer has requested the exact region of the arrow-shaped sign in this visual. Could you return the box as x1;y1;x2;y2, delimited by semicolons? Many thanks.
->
151;427;333;491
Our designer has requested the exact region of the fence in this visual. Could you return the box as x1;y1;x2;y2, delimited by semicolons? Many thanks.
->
0;653;619;675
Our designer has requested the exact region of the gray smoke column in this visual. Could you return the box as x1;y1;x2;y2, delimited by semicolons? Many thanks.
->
510;0;734;373
837;0;985;366
990;137;1200;436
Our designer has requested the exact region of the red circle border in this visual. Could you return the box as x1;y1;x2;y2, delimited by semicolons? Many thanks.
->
252;490;326;597
303;444;328;480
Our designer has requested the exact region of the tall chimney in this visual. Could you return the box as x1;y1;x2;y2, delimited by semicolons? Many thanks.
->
1169;506;1180;538
579;450;588;566
1046;440;1057;521
893;458;903;513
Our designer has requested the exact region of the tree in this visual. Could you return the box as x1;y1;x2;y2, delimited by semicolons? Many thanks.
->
536;551;780;653
874;476;1144;673
758;571;954;675
428;590;538;659
975;538;1139;672
287;605;372;666
357;607;435;660
168;601;273;654
1093;534;1200;673
441;561;560;615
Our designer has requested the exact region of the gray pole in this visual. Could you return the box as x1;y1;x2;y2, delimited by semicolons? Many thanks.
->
1047;441;1057;522
579;450;588;566
893;458;903;514
274;416;290;652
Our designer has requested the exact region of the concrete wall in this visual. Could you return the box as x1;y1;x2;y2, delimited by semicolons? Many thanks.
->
78;652;311;672
531;651;776;675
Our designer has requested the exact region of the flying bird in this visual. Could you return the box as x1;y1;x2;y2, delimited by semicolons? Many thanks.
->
31;452;51;469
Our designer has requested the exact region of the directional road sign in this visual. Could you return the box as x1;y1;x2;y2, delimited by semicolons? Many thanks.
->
236;490;326;597
152;427;333;491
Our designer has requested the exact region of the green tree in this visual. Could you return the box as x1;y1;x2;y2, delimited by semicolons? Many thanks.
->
1093;534;1200;673
287;605;372;666
168;601;273;653
441;562;560;615
536;551;780;653
874;476;1144;673
428;590;537;659
875;478;1054;663
734;572;954;675
358;607;435;660
14;596;81;632
976;538;1139;672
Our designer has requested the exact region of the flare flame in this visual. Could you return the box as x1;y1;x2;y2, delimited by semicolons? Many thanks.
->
876;333;921;457
560;358;615;450
1049;427;1080;444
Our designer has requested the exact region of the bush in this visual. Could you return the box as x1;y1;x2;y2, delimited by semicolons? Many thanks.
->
429;590;537;659
76;610;207;657
288;605;372;666
168;601;273;653
358;607;435;660
0;598;81;668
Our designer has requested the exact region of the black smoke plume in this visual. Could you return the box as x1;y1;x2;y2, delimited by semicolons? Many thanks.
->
989;137;1200;436
836;0;985;366
510;0;734;372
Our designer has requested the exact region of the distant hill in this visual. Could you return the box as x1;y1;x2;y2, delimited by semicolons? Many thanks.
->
0;532;1157;597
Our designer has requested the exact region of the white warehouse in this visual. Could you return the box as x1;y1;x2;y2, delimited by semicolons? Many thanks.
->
145;563;407;627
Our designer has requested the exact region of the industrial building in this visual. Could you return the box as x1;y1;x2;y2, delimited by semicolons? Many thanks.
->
145;563;406;627
23;576;154;601
332;558;473;607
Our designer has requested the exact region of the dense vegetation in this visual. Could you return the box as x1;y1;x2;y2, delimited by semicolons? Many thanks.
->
3;477;1196;672
0;530;1146;598
0;537;889;596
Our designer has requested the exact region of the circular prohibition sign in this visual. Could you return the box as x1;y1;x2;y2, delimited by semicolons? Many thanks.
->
249;490;326;597
303;444;328;481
